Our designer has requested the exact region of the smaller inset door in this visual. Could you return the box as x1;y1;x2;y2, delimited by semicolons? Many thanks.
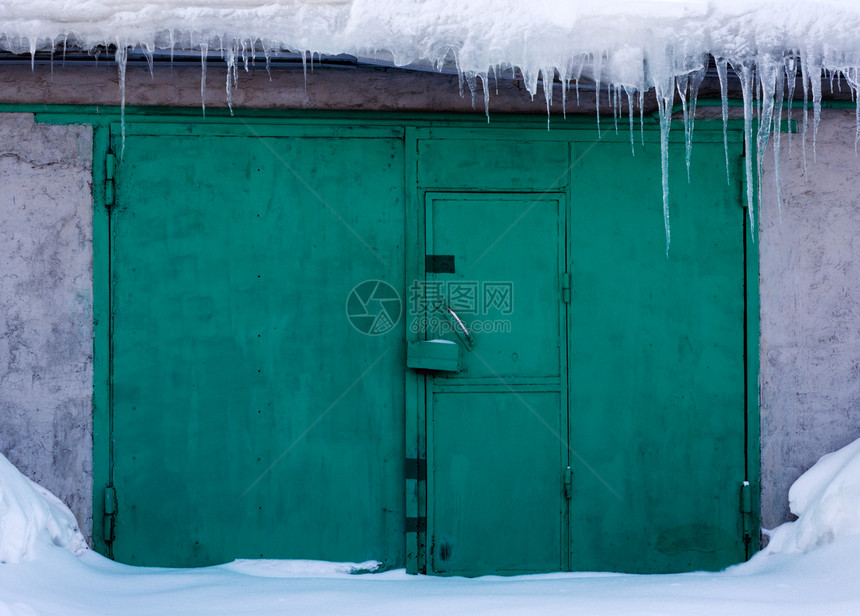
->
420;193;569;575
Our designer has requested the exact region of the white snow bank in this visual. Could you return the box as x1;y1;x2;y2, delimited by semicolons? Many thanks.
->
4;442;860;614
765;438;860;555
0;453;87;564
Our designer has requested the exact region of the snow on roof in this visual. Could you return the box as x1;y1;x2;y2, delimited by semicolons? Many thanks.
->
2;1;860;249
2;1;860;96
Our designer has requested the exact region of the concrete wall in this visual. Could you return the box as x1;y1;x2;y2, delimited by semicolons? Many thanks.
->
0;113;94;539
759;109;860;530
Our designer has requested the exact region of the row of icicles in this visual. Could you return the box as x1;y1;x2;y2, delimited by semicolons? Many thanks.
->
103;42;860;253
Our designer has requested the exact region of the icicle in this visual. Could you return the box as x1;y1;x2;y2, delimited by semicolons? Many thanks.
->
733;62;756;235
301;50;308;92
143;43;154;76
756;55;778;221
264;49;272;80
676;74;691;181
115;43;128;155
465;71;479;109
807;56;823;162
478;73;490;122
521;65;540;99
623;86;636;156
539;69;551;129
49;39;54;76
654;74;675;255
62;34;67;66
225;44;236;116
561;75;568;119
716;57;731;184
843;67;860;153
684;63;706;179
638;90;645;146
571;57;585;107
169;30;175;70
593;53;603;138
772;57;786;217
542;67;555;129
799;53;810;171
29;37;36;71
854;71;860;153
611;86;619;134
200;43;208;117
785;54;798;155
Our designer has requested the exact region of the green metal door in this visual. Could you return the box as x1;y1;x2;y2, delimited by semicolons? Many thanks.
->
421;193;568;575
567;138;748;573
108;124;406;567
411;129;748;576
102;117;750;574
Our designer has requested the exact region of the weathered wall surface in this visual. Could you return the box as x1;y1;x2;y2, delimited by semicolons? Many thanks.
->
0;113;94;539
759;109;860;530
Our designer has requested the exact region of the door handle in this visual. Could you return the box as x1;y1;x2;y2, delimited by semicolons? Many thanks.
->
434;301;475;351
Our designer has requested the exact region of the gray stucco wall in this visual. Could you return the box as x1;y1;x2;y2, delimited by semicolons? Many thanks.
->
759;109;860;530
0;113;94;539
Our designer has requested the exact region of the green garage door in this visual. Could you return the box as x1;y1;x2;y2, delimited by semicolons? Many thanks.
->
109;124;406;567
104;118;750;574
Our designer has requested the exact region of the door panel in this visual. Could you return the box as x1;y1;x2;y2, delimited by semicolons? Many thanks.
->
430;392;565;574
423;193;568;575
568;140;746;572
110;128;405;567
426;195;562;379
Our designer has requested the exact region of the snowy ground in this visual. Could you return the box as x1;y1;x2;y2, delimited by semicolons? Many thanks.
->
4;441;860;615
1;541;859;616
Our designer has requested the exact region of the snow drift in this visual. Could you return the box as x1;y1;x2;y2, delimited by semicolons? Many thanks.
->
765;438;860;554
0;453;86;563
4;442;860;614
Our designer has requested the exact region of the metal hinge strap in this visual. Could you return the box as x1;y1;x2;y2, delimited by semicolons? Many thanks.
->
405;458;427;482
405;517;427;533
104;153;116;208
103;485;117;544
563;466;573;500
740;481;753;544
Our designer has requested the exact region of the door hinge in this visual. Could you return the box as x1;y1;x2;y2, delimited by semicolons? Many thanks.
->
405;516;427;533
104;153;116;208
740;481;754;547
561;272;571;304
563;466;573;500
103;485;117;545
405;458;427;482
